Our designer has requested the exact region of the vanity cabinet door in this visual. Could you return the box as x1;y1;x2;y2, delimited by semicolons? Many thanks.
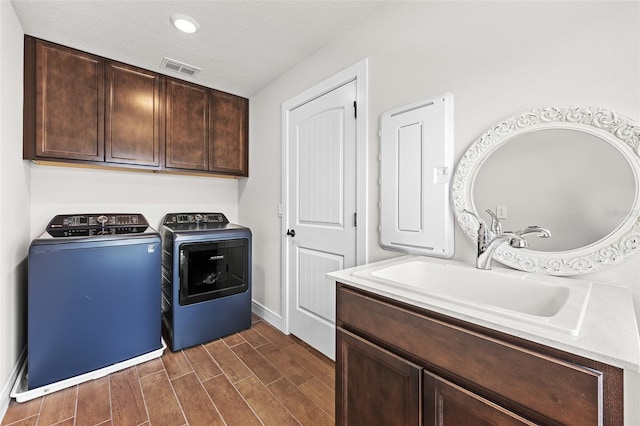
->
31;39;105;161
210;90;248;176
105;61;163;167
165;78;209;171
337;328;422;425
423;371;538;426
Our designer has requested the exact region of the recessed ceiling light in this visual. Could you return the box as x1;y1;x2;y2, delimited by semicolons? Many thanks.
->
170;14;200;34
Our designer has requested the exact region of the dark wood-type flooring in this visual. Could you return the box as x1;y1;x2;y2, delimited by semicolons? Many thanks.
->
1;315;335;426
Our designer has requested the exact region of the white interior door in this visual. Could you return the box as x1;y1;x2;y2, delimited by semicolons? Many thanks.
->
286;80;357;360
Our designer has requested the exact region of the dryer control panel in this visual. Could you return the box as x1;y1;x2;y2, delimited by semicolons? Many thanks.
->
163;213;229;226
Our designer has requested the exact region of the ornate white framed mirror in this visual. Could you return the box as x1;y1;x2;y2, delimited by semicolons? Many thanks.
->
452;105;640;275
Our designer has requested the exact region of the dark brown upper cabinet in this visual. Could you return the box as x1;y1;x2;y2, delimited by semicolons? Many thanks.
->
105;61;163;167
26;38;105;162
165;79;249;176
210;90;248;176
24;36;248;177
165;78;209;171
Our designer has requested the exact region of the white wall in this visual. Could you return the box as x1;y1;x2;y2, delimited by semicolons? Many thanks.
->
29;166;239;237
241;1;640;323
0;0;30;415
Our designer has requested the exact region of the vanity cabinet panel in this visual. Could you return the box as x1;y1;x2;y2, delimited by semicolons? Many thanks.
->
336;328;422;425
423;371;537;426
31;38;104;162
165;78;209;171
105;61;163;167
210;90;248;176
336;283;622;425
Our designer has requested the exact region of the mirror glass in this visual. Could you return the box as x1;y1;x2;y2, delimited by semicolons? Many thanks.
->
473;128;635;252
452;106;640;275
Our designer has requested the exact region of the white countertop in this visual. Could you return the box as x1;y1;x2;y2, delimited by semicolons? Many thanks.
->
328;255;640;372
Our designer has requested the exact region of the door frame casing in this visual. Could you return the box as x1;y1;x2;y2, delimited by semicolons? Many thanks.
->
281;59;368;335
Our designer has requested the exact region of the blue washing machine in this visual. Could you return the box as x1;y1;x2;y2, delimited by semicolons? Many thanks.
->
161;213;252;351
28;214;162;390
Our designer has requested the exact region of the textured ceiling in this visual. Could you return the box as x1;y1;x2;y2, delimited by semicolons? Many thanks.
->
11;0;384;97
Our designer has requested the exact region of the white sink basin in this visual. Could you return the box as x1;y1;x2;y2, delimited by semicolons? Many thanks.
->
349;256;592;335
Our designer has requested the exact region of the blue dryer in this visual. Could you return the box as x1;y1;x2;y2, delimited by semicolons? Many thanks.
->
161;213;252;351
28;214;162;390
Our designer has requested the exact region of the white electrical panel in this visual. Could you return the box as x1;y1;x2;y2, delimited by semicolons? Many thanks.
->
379;93;454;258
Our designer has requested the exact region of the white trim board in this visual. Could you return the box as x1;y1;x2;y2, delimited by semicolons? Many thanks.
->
0;347;26;419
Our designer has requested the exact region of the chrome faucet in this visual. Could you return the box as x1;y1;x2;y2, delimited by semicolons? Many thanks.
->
462;209;551;270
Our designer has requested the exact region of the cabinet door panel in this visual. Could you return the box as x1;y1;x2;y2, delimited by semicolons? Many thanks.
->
337;328;422;425
210;90;248;175
165;79;208;171
105;62;162;167
35;40;104;161
424;371;538;426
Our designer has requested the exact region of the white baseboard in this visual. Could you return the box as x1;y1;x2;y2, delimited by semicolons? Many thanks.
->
251;299;284;333
0;346;26;419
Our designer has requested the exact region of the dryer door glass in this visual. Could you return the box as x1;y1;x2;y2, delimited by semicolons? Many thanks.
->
179;239;249;305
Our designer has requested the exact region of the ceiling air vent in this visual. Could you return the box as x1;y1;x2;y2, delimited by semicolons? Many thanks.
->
160;57;201;78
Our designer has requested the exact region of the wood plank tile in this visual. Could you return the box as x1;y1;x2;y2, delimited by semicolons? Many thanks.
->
182;344;222;381
238;327;268;348
283;343;335;390
299;377;335;419
201;374;261;426
136;357;164;378
256;342;313;386
231;342;282;385
161;349;192;380
221;333;245;347
268;377;333;426
1;415;38;426
253;321;296;349
140;371;186;426
37;385;77;426
76;376;111;426
171;372;224;426
110;367;148;426
1;398;41;425
204;340;252;383
0;318;337;426
234;376;299;426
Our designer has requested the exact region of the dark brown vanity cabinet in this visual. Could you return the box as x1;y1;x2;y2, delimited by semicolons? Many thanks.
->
337;329;422;425
336;283;624;425
24;36;248;176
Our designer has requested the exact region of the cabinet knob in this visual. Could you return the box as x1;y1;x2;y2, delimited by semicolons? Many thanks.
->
286;229;296;238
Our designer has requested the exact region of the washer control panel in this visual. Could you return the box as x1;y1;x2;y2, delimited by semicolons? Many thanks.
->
46;214;149;237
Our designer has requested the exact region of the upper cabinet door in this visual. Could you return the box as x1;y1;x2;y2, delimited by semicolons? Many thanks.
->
210;90;248;176
34;40;105;161
105;61;162;167
165;78;209;171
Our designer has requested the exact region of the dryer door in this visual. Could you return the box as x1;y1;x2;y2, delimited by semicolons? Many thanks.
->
179;239;249;305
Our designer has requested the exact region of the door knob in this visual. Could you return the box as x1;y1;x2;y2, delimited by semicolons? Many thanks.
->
286;229;296;237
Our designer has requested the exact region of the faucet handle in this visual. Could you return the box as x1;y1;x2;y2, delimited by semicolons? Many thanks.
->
484;209;503;235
